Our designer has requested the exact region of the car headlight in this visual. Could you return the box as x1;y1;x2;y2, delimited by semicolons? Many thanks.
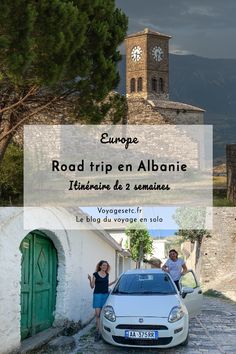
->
168;306;185;323
103;305;116;322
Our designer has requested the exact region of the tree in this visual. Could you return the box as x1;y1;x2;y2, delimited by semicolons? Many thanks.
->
173;208;211;243
0;0;128;162
174;229;211;245
173;208;211;266
125;222;153;268
0;143;23;204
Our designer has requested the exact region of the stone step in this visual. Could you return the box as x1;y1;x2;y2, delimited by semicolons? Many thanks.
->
19;328;64;354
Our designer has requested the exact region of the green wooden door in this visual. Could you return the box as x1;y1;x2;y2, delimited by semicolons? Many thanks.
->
20;231;57;340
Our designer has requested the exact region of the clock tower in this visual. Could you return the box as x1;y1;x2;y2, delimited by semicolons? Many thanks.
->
125;28;171;100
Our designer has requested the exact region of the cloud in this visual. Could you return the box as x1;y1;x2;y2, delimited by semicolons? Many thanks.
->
116;0;236;58
170;47;193;56
182;5;217;17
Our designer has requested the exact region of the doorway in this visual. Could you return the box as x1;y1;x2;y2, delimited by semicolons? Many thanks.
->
20;231;57;339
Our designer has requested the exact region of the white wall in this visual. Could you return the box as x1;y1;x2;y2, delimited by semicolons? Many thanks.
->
66;228;117;323
0;208;119;354
152;239;167;261
109;230;129;249
0;209;22;354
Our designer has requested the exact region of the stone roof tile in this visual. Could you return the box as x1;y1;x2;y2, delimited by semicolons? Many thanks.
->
148;99;205;112
126;27;171;39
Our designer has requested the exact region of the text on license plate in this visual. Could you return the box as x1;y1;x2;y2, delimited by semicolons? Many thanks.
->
125;330;158;339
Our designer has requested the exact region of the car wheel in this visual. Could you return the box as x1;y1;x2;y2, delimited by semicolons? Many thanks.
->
180;333;189;346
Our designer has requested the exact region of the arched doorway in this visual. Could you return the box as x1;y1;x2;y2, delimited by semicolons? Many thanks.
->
20;230;57;340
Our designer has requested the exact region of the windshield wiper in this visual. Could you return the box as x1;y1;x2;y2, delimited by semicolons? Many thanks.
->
125;291;174;295
141;291;171;294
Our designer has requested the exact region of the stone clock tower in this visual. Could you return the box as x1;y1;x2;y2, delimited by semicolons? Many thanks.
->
125;28;204;125
125;28;171;100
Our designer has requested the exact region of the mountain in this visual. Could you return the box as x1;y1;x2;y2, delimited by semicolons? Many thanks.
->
117;54;236;163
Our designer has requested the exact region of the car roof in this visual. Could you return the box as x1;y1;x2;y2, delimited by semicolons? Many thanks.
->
123;269;166;275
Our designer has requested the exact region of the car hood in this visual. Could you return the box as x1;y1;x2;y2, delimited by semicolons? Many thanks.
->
106;294;181;317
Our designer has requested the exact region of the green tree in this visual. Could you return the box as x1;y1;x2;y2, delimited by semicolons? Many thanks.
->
0;0;128;162
0;143;23;204
175;229;211;245
125;222;153;268
173;208;211;244
174;208;211;266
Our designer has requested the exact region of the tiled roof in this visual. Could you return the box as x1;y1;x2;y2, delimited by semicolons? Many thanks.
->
148;99;205;112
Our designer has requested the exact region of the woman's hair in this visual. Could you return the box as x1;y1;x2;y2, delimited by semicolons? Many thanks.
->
96;260;110;273
169;249;178;257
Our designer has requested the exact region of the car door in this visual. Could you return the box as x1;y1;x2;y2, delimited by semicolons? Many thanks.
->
179;270;203;318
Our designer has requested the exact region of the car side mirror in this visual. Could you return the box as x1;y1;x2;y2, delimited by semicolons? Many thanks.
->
181;286;194;299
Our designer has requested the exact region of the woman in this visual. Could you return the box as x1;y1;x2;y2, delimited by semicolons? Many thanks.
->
162;249;187;290
88;260;117;341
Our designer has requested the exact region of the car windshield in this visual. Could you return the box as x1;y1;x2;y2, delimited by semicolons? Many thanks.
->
112;273;177;295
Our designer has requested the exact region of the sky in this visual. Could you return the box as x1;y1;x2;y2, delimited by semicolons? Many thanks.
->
82;207;179;238
116;0;236;59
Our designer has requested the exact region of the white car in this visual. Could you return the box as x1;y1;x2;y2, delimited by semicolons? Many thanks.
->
101;269;202;348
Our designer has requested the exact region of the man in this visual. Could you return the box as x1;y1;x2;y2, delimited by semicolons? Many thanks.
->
162;249;187;290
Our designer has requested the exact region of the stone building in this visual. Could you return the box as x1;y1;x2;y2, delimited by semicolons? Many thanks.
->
13;28;205;146
125;28;205;124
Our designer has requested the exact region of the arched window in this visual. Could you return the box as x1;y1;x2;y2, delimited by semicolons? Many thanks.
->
159;78;164;93
137;77;143;92
130;78;136;93
152;78;157;92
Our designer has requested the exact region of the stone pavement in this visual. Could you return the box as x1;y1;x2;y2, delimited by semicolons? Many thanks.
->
71;296;236;354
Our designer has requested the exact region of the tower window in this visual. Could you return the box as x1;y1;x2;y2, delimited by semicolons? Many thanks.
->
159;78;164;93
130;78;136;93
152;78;157;92
137;77;143;92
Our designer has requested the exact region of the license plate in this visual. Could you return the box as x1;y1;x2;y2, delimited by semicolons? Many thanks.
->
125;330;158;339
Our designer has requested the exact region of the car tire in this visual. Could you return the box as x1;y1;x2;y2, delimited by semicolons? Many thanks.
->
180;333;189;346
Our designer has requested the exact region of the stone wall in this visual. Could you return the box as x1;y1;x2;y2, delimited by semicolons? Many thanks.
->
125;29;170;100
157;108;204;125
127;97;204;125
126;33;148;97
200;208;236;301
227;144;236;205
127;98;167;124
14;97;77;146
182;241;197;271
180;208;236;301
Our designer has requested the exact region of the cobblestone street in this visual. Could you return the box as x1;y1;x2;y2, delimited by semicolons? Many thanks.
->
72;296;236;354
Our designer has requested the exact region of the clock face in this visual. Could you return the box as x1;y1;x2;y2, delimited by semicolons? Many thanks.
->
152;46;164;62
131;46;142;62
